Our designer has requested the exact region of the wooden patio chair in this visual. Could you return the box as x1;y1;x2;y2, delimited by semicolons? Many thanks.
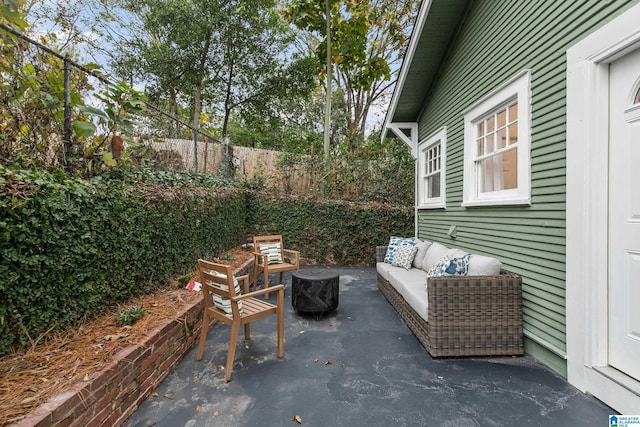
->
196;259;284;382
252;235;300;296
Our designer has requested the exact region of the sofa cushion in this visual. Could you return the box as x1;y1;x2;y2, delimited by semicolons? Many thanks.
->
388;268;427;298
467;254;502;276
447;248;468;259
412;239;433;269
391;245;418;270
376;262;404;282
402;279;429;322
384;236;416;264
421;242;450;271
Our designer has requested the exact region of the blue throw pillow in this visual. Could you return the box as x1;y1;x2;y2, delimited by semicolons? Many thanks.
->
384;236;416;264
436;254;471;276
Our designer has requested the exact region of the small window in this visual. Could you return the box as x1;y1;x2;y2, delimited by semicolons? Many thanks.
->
463;71;531;206
624;78;640;126
418;127;446;209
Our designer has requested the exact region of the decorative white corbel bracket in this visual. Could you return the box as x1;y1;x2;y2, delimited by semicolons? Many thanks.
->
384;122;418;158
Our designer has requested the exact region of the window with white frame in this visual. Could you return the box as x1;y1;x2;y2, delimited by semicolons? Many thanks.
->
418;127;446;208
463;71;531;206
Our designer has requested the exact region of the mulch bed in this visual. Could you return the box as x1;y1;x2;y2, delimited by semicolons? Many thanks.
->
0;247;254;426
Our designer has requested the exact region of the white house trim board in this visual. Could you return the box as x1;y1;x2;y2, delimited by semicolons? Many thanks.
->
566;1;640;414
382;0;432;133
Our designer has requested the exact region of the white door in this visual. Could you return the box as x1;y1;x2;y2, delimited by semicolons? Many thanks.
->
609;47;640;381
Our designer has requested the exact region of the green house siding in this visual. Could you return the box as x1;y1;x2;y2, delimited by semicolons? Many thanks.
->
413;0;636;377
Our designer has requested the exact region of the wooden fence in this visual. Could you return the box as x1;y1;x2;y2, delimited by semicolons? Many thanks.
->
147;138;313;193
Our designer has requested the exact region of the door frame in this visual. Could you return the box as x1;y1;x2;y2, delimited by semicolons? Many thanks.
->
566;1;640;414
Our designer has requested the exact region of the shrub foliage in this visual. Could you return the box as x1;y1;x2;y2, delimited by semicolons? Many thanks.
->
0;165;412;355
247;193;413;265
0;165;246;354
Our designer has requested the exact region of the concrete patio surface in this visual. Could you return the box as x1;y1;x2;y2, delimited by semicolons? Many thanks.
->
123;266;616;427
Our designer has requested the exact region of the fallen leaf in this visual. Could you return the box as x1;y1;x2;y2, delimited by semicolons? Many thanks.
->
164;392;175;400
193;375;199;383
214;411;220;416
325;359;332;365
195;405;201;412
151;391;159;397
293;414;303;424
40;377;49;382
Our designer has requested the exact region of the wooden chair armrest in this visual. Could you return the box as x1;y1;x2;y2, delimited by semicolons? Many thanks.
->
282;248;299;265
233;284;285;301
253;251;268;265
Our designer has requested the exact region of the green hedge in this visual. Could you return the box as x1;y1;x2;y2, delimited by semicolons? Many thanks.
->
248;193;414;265
0;167;246;355
0;167;413;355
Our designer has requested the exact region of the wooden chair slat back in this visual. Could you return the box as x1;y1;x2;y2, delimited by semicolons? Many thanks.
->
197;259;238;304
253;234;284;248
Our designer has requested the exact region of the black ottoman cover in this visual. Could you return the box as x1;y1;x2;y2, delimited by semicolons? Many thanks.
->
291;270;339;314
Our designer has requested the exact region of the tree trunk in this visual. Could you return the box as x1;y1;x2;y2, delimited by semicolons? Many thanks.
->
220;56;235;178
191;83;202;171
191;32;213;172
323;0;332;194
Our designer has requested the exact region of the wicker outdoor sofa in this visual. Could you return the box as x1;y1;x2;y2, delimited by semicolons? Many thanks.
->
376;242;524;358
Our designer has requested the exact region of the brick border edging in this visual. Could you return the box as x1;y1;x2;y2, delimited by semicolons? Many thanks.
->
13;259;255;427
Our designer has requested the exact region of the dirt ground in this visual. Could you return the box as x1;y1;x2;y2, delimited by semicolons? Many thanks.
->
0;247;254;426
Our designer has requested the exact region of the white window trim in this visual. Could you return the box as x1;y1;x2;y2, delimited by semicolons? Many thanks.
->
462;70;532;207
417;127;446;209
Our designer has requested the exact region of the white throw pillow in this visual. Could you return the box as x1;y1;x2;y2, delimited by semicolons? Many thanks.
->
412;239;433;269
208;271;243;315
259;242;283;264
421;242;450;272
391;245;418;270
